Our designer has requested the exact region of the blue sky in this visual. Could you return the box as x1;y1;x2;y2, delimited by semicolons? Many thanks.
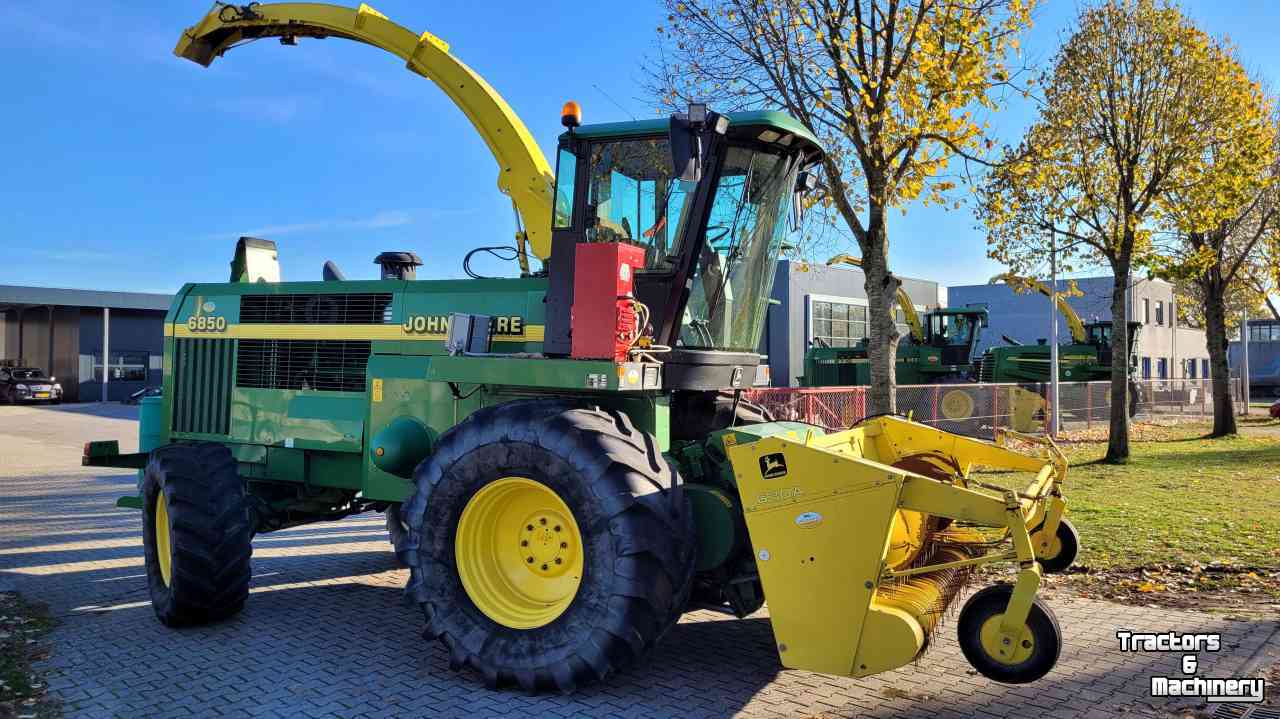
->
1;0;1276;294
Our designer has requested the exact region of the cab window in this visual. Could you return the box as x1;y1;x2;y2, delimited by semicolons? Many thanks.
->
585;138;692;269
553;148;576;228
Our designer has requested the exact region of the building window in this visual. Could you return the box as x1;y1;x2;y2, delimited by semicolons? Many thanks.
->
1248;323;1280;342
811;299;868;348
1186;359;1196;378
1141;357;1151;379
93;352;149;382
1154;301;1164;326
1142;298;1150;324
1156;357;1168;379
1202;359;1210;377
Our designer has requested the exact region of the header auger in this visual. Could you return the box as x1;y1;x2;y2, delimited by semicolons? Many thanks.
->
83;1;1079;692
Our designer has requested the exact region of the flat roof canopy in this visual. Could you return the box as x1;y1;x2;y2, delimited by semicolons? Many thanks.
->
0;285;171;312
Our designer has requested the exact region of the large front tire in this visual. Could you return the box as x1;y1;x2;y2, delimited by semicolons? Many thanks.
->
142;442;252;627
400;400;695;692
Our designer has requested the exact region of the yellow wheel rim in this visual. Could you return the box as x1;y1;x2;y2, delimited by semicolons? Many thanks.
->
1031;527;1063;561
155;493;172;587
941;389;976;420
455;477;584;630
979;615;1035;665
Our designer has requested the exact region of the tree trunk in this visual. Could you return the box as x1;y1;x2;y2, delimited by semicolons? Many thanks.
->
1104;269;1130;463
860;199;900;416
1201;269;1237;436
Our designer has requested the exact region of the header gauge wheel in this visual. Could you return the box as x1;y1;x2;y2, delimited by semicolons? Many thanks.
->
400;400;695;692
1031;517;1079;574
958;584;1061;684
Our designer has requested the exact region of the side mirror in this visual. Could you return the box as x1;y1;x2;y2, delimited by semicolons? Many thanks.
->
790;169;819;231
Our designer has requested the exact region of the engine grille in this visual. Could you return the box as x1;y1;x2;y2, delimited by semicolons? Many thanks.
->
239;293;393;324
171;338;233;435
236;340;371;393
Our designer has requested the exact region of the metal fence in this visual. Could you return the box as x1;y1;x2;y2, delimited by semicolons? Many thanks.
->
745;378;1240;440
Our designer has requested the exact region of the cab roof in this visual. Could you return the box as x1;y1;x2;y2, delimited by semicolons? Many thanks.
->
565;110;823;155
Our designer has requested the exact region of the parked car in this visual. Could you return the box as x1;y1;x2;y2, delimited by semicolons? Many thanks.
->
0;367;63;404
1270;398;1280;419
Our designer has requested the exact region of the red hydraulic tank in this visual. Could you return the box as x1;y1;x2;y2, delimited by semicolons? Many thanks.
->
570;242;645;362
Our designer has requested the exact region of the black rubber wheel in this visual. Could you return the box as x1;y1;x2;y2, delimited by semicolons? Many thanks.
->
1031;517;1079;574
386;503;409;566
957;584;1062;684
670;390;773;441
400;399;696;693
142;442;252;627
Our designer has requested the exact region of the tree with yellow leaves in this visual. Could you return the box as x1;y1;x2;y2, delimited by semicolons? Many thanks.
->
1157;127;1279;436
648;0;1036;414
978;0;1270;461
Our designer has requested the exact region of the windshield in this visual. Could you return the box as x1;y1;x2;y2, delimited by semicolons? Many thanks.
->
930;314;976;347
679;147;799;351
585;137;694;269
11;369;44;379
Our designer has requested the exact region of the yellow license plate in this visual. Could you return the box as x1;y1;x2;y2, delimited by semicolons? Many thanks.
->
34;393;50;399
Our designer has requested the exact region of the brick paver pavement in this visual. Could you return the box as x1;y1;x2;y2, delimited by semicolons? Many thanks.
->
1;403;1275;718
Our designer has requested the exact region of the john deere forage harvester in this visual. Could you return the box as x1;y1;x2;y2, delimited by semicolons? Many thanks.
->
84;2;1079;692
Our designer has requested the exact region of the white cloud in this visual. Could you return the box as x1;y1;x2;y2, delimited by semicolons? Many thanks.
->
203;208;426;240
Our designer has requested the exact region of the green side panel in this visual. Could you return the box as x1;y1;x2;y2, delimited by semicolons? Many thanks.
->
427;355;636;391
229;388;364;452
988;344;1103;383
363;354;467;503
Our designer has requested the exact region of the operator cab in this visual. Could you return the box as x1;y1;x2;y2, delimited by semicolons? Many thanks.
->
543;105;824;388
1085;320;1142;370
924;308;988;367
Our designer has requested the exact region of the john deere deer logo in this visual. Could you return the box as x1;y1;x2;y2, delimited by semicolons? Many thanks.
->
759;453;788;479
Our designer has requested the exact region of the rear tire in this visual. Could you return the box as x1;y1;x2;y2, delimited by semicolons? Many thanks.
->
386;503;409;566
400;400;695;692
142;442;252;627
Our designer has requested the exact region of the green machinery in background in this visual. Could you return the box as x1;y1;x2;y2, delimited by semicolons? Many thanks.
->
798;256;1021;432
978;274;1142;416
801;255;989;387
82;2;1078;694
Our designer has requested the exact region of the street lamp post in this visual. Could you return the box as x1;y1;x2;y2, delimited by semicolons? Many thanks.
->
1048;228;1060;438
1241;308;1250;414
